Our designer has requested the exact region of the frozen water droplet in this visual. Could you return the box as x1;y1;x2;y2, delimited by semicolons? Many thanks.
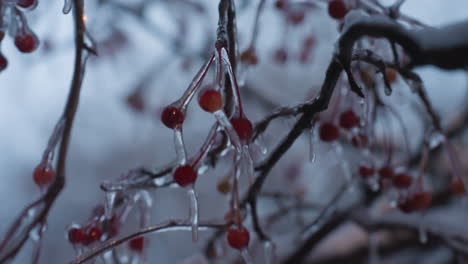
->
241;145;254;184
254;135;268;156
308;128;316;163
418;224;428;244
197;163;209;175
104;191;117;219
428;131;445;149
62;0;72;14
263;241;276;264
187;188;199;242
214;110;242;152
333;143;352;183
153;176;168;186
29;224;46;242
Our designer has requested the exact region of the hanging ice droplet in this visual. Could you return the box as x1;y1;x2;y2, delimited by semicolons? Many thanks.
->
427;130;445;149
237;64;250;87
29;224;46;242
333;142;353;184
187;188;199;242
241;145;255;184
308;128;316;163
418;223;428;244
197;163;209;175
241;249;254;264
263;241;276;264
213;110;242;153
62;0;73;14
254;135;268;156
104;191;117;219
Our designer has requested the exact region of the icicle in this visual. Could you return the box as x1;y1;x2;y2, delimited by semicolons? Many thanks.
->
237;64;250;87
174;127;187;165
367;232;380;264
369;178;380;192
31;226;45;264
427;130;445;149
187;188;199;242
241;145;254;184
332;143;353;184
179;54;216;110
62;0;73;14
220;48;244;115
104;191;117;220
263;241;276;264
213;110;242;153
444;140;468;193
241;249;254;264
359;98;368;127
253;135;268;156
307;128;316;163
418;221;428;244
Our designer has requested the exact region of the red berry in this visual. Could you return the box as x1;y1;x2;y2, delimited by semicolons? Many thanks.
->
274;0;286;9
319;122;339;142
273;48;288;64
128;237;145;252
339;110;360;130
68;228;86;244
358;166;374;178
288;10;305;25
160;106;184;129
87;227;102;244
198;89;223;113
231;117;253;141
0;54;7;72
126;91;145;112
15;32;38;53
226;226;250;250
17;0;35;8
328;0;348;20
393;173;413;189
378;166;394;179
173;165;197;187
33;164;55;187
398;192;432;213
451;178;465;195
240;49;258;65
385;68;398;83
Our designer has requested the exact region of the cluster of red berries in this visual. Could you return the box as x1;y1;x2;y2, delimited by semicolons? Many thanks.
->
358;165;433;213
0;4;40;73
161;86;253;187
319;109;360;142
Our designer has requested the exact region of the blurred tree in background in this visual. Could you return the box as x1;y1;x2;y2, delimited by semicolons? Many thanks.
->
0;0;468;263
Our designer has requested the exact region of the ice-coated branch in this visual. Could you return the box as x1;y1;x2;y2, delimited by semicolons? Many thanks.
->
0;0;90;262
71;220;227;264
339;11;468;70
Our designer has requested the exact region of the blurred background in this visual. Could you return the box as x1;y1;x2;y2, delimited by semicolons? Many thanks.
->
0;0;468;263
